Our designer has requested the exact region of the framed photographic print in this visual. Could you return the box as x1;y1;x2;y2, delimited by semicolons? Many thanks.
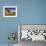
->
3;6;17;17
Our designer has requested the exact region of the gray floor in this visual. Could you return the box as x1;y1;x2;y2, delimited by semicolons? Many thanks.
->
0;44;18;46
19;39;46;46
0;40;46;46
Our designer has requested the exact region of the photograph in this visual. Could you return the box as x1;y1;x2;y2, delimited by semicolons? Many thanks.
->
3;6;17;17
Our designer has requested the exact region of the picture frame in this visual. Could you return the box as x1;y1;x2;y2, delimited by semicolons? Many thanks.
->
3;6;17;17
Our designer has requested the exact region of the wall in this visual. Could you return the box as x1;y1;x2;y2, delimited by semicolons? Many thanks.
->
0;0;46;44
